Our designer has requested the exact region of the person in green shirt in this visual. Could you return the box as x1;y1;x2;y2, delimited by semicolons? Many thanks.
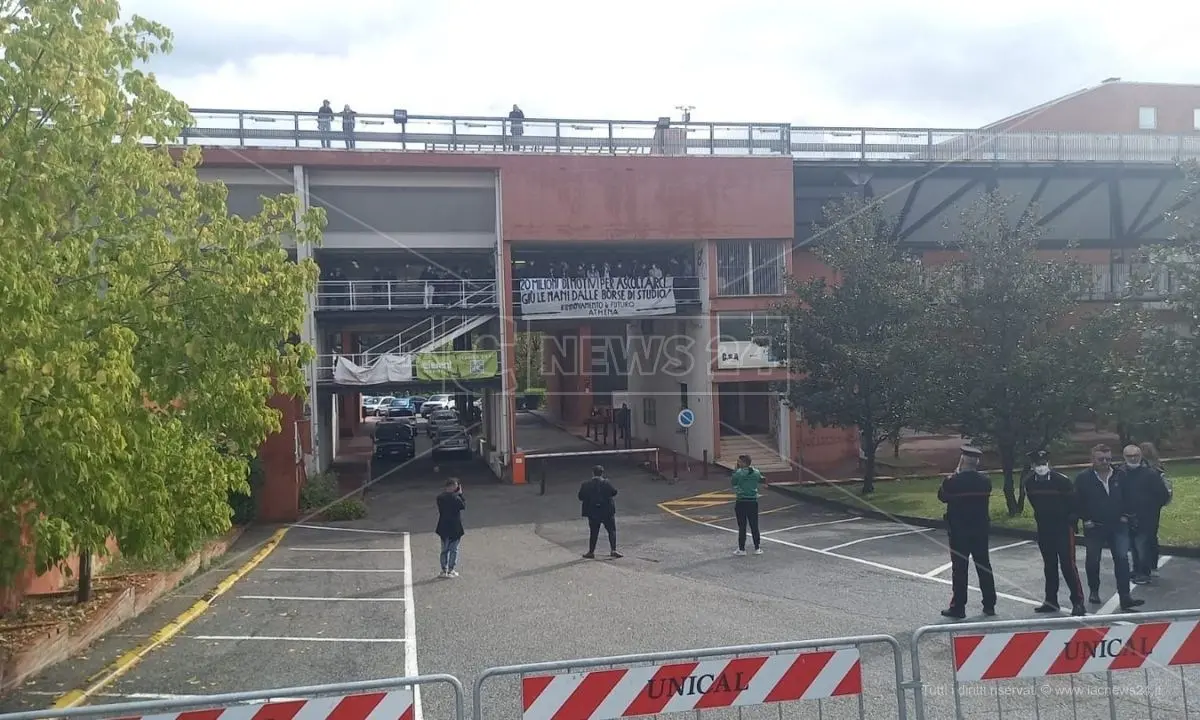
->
731;454;766;555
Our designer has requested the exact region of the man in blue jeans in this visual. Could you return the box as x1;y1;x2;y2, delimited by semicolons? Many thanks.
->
1073;444;1143;611
436;478;465;578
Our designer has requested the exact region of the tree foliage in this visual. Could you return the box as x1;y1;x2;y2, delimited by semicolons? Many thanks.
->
514;331;544;391
775;197;926;494
918;190;1121;514
0;1;325;590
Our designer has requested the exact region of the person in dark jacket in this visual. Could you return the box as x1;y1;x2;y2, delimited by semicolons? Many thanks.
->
579;465;622;559
1122;444;1171;584
1074;444;1143;611
1023;449;1086;616
938;446;997;619
436;478;465;578
316;100;334;148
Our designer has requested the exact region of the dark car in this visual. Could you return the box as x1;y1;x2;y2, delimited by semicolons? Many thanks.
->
385;397;416;419
373;419;416;460
427;408;459;437
431;424;470;460
409;396;427;415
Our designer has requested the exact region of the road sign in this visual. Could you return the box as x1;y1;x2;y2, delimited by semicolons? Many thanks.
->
677;408;695;428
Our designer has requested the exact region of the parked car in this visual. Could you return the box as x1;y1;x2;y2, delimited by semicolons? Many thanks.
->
409;396;428;415
421;394;453;417
426;408;459;437
373;419;416;460
431;425;470;460
385;397;416;419
365;396;393;416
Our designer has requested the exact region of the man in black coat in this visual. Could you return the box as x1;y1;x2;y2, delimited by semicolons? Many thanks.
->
579;465;622;559
1121;444;1172;585
1074;444;1143;611
1023;449;1086;616
436;478;465;578
938;446;998;619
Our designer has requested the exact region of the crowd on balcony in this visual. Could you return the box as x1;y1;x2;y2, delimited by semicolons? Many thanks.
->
512;252;696;281
318;258;495;309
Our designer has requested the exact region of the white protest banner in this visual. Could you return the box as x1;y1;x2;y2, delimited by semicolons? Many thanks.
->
518;276;677;320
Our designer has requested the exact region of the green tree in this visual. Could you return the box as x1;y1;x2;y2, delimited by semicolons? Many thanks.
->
514;331;544;391
0;0;324;601
919;190;1117;515
775;197;926;494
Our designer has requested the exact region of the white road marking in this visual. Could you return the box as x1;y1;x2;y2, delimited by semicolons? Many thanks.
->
190;635;410;643
922;540;1032;578
1097;555;1174;616
237;595;407;602
291;524;405;535
677;512;1042;607
404;531;423;720
288;547;406;553
822;527;934;551
264;568;406;573
763;517;863;534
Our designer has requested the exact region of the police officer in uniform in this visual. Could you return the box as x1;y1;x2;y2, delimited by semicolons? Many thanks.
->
939;446;998;619
1023;449;1086;616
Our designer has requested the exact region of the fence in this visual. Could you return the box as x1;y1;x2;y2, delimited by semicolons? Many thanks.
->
525;446;664;496
0;675;465;720
910;608;1200;719
473;636;908;719
316;279;498;311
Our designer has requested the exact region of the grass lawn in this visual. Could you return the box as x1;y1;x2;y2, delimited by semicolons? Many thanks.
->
798;462;1200;548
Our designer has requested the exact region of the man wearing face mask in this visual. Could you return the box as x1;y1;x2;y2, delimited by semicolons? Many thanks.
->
1122;444;1171;585
1024;449;1086;616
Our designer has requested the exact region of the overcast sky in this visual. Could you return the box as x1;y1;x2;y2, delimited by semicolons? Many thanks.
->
121;0;1200;129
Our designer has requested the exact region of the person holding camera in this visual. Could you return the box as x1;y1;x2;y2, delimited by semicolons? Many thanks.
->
436;478;466;578
579;465;622;559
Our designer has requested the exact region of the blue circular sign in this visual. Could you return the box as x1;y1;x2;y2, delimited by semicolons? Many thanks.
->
677;408;695;428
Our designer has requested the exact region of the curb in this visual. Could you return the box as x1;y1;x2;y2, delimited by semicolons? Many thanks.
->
49;527;288;708
767;484;1200;560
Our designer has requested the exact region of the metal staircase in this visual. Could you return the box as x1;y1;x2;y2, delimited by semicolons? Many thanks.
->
358;315;495;363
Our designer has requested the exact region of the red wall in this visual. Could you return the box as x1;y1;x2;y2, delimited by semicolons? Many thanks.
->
501;156;794;242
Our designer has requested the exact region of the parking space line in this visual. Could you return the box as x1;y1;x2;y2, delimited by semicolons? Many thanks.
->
711;503;801;523
1097;555;1174;616
763;517;863;534
658;502;1041;607
287;547;406;553
291;524;406;535
662;500;735;509
822;528;933;551
265;568;406;573
237;595;407;602
404;531;423;720
921;540;1033;578
190;635;410;643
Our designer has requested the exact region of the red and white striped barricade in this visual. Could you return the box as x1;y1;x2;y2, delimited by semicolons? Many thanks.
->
472;636;908;720
911;609;1200;720
0;675;465;720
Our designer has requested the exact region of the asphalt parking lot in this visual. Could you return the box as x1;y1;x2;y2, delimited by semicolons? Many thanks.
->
5;427;1200;720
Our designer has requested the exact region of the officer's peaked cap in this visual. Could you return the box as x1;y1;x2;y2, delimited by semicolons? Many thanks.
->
1027;449;1049;462
960;445;983;457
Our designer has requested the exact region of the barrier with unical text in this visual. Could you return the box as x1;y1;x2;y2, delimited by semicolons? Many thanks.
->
0;675;466;720
473;635;907;719
910;608;1200;719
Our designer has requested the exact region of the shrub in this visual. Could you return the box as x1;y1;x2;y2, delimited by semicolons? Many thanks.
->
300;472;367;521
227;456;263;525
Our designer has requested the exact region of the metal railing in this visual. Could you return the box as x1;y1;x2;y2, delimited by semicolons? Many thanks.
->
910;608;1200;719
0;675;466;720
317;279;497;311
173;108;1200;163
474;635;907;719
357;316;495;364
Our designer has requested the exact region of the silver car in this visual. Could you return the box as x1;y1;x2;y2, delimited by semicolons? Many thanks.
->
431;425;470;460
426;408;459;437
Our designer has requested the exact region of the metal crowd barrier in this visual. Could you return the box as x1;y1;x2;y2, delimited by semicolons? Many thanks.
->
473;636;908;719
910;608;1200;719
0;674;466;720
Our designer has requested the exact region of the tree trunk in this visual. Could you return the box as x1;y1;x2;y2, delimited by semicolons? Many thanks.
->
76;549;93;604
861;424;876;495
999;444;1019;516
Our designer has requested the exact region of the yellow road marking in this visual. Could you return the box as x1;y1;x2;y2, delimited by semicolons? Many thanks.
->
53;528;289;708
660;500;734;509
709;503;801;523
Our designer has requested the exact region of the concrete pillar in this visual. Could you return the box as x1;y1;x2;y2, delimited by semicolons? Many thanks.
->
292;164;321;479
257;392;303;522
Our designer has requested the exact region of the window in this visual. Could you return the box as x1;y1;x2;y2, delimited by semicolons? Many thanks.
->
1138;106;1157;130
1194;108;1200;131
717;312;786;343
642;397;657;426
715;239;785;296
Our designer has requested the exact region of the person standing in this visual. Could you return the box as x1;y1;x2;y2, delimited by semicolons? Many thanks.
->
579;465;622;559
1123;444;1171;585
939;446;997;619
732;455;765;556
317;100;334;148
1140;441;1171;579
435;478;465;578
1074;444;1143;611
341;104;357;149
1023;450;1086;616
508;104;524;150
